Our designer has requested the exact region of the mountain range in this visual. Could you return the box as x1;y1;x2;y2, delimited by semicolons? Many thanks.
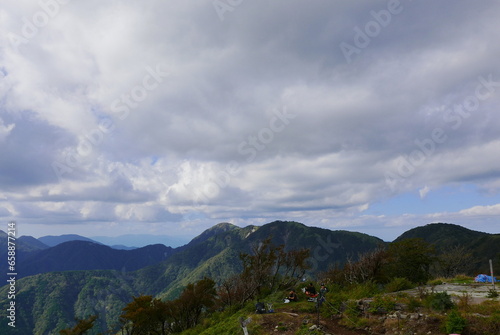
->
0;221;498;334
37;233;190;248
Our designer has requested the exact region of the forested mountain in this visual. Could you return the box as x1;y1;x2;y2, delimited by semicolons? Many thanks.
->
0;221;497;334
395;222;500;273
394;222;487;246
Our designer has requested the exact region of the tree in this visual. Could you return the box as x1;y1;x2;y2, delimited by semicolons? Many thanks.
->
432;245;474;278
120;295;170;335
169;277;217;331
321;246;388;286
218;238;310;307
59;315;97;335
383;238;436;284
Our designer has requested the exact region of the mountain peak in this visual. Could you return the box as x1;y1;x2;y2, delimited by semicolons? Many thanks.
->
188;222;240;246
394;222;487;246
210;222;239;231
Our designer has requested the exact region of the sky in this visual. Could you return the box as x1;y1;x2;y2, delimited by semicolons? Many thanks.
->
1;0;500;243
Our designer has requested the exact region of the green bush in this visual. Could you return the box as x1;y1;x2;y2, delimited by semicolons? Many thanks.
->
445;309;467;334
345;281;380;299
385;277;414;292
428;278;444;286
368;295;397;314
486;289;499;298
406;295;422;312
426;291;454;311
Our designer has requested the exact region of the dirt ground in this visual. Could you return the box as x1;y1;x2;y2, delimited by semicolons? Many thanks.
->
257;310;370;335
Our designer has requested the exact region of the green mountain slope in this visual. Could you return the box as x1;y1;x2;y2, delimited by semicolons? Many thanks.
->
0;270;138;334
394;222;487;247
395;222;500;273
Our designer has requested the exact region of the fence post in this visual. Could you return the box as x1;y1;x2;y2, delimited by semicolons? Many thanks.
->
489;259;496;291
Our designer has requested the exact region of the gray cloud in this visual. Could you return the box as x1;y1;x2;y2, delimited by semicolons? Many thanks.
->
1;0;500;240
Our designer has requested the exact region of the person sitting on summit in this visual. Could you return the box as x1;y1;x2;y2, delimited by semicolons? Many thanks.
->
288;289;298;302
305;283;318;297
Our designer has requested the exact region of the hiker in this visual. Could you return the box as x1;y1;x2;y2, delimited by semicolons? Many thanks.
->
288;289;298;302
305;283;318;298
255;302;266;314
318;283;328;305
319;283;328;298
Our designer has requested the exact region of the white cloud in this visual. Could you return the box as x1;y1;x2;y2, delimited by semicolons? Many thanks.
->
458;204;500;216
1;0;500;240
0;118;15;141
419;186;430;199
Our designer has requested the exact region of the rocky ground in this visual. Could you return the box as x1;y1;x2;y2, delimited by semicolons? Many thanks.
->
251;283;498;335
404;282;498;304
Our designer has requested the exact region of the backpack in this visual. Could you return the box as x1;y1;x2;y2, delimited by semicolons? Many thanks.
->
255;302;266;314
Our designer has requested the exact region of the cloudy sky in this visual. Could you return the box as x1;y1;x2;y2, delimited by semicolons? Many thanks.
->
1;0;500;242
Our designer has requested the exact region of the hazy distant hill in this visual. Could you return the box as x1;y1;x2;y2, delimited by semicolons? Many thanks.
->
91;233;190;248
38;234;100;247
0;230;49;252
0;230;49;281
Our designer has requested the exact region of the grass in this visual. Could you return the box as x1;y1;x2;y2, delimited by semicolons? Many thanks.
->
429;274;475;285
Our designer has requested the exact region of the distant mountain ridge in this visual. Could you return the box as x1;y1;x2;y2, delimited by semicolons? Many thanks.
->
90;233;190;248
19;240;175;278
37;232;189;249
38;234;99;246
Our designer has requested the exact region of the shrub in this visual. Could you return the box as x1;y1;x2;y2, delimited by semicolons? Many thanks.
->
457;292;472;313
385;277;414;292
426;291;454;311
339;300;364;329
445;309;466;334
428;278;444;286
406;295;422;312
486;289;499;298
368;295;397;314
345;281;380;300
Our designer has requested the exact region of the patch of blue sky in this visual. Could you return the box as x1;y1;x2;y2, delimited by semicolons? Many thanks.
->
366;184;500;216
